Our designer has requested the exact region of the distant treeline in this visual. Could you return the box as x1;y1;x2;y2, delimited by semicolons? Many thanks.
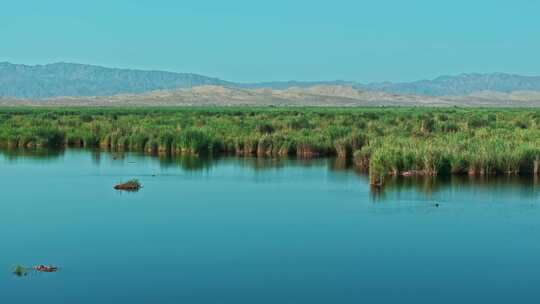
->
2;107;540;185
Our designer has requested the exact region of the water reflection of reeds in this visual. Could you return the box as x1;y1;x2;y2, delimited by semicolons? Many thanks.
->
157;154;217;171
372;174;540;202
0;147;65;161
3;148;539;201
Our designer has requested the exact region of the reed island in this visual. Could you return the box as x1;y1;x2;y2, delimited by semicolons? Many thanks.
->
2;107;540;186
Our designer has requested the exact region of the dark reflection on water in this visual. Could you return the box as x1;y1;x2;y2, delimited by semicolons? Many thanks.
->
2;148;540;200
156;154;217;171
373;174;540;201
0;147;65;160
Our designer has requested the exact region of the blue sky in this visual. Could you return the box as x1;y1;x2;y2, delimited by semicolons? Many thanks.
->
1;0;539;82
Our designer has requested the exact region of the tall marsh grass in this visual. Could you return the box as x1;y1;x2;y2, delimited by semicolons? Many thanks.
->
3;107;540;184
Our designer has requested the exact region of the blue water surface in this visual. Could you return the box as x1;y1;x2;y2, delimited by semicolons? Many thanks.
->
1;150;539;303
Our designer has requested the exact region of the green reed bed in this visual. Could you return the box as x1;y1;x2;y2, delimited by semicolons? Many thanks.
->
2;107;540;185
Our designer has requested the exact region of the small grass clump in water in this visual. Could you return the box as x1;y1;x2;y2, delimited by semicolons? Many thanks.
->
114;179;142;191
13;265;28;277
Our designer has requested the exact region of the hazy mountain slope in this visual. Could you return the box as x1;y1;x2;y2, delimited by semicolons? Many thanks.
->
0;62;232;98
362;73;540;96
241;80;357;90
245;74;540;96
2;62;540;99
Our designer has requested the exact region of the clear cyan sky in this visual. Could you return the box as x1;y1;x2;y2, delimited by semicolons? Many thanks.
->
1;0;539;83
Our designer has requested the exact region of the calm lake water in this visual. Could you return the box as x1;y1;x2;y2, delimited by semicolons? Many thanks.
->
2;150;540;303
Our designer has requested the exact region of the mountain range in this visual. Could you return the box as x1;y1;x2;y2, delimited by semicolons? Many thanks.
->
2;62;540;99
0;62;232;99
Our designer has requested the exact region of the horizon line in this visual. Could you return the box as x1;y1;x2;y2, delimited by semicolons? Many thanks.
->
1;61;539;85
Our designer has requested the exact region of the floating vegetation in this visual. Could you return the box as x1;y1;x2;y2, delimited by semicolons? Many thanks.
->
13;265;29;277
114;179;142;191
12;264;59;277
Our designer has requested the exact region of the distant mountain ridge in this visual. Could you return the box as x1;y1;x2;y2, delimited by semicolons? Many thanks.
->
245;73;540;96
240;80;358;90
1;62;540;98
362;73;540;96
0;62;232;98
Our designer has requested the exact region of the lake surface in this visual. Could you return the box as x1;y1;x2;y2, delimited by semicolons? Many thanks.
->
2;150;540;304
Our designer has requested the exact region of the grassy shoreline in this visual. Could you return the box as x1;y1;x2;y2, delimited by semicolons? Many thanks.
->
2;107;540;185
